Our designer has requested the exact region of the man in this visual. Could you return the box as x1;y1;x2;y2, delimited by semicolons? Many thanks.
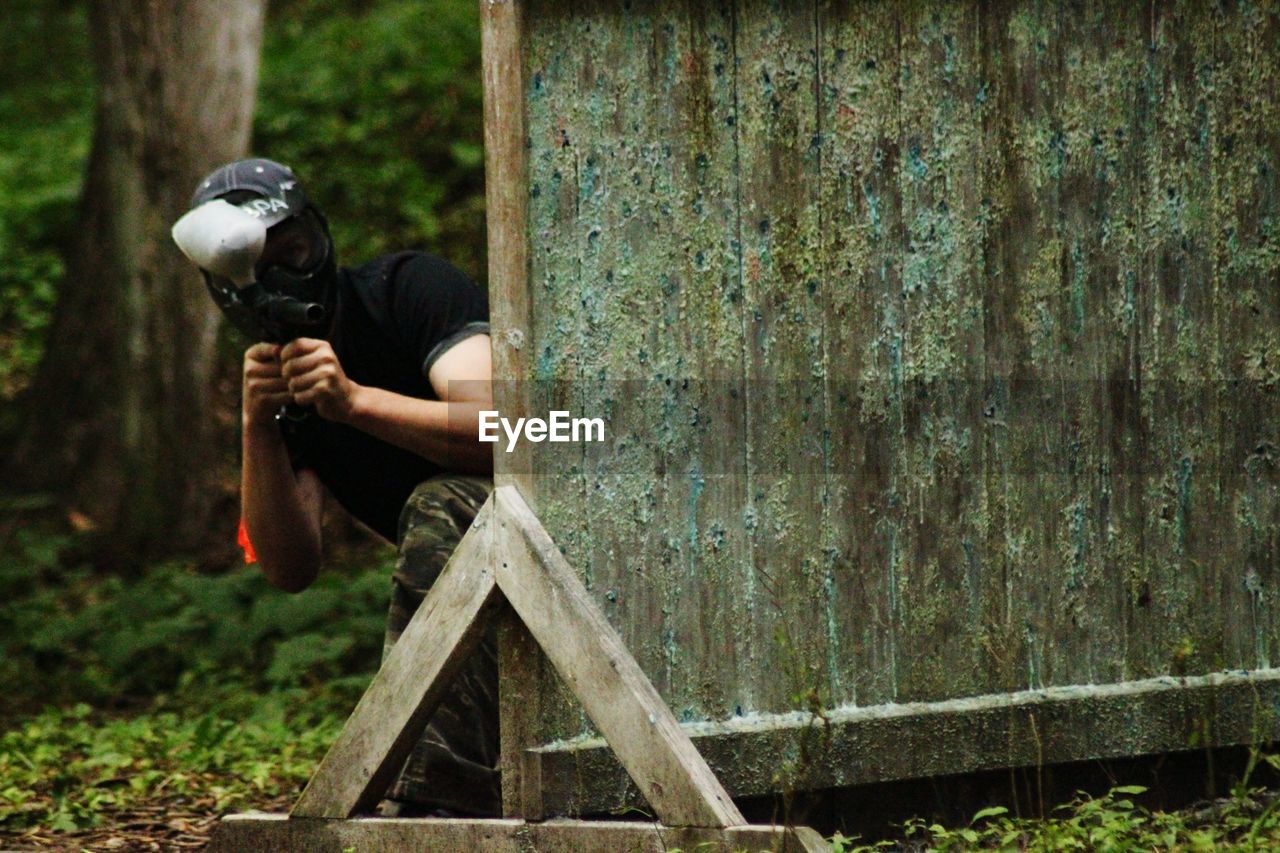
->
172;158;501;817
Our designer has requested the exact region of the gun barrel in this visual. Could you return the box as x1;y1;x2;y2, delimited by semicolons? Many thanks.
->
267;298;326;326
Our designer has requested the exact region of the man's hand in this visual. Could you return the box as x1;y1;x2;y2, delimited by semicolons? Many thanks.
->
243;343;291;429
281;338;360;422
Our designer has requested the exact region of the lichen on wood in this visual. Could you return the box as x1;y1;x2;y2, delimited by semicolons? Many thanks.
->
504;0;1280;760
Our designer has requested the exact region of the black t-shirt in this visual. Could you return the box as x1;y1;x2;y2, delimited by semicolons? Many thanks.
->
280;251;489;542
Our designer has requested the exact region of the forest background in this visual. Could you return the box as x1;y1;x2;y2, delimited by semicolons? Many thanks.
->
0;0;488;846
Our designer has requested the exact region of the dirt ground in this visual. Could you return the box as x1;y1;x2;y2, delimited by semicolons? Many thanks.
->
1;794;293;852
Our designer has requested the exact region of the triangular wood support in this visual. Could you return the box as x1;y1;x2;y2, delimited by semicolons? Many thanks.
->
209;486;827;852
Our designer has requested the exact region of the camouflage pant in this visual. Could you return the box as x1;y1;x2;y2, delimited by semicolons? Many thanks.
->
381;474;500;816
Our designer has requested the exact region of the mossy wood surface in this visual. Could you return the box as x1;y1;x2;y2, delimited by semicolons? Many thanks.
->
497;0;1280;749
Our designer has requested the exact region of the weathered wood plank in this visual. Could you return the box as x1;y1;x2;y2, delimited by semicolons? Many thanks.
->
496;601;545;818
210;815;828;853
983;0;1049;692
494;485;744;828
979;0;1074;692
518;0;598;750
1139;0;1224;681
519;739;546;820
887;0;987;702
527;668;1280;815
815;0;902;709
662;0;752;725
292;499;500;818
1213;0;1280;670
562;0;748;729
977;0;1151;691
972;0;1049;695
734;0;831;716
483;3;566;820
569;0;666;733
522;0;752;752
483;0;534;497
1043;0;1139;687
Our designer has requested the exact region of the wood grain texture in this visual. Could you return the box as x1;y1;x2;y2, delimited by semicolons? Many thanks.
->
981;0;1138;693
292;500;500;818
527;668;1280;814
483;0;534;496
882;0;987;703
210;815;827;853
973;0;1043;696
504;0;1280;789
815;0;901;711
1139;0;1220;681
494;486;744;828
1213;0;1280;670
514;0;598;749
496;601;545;818
734;0;831;716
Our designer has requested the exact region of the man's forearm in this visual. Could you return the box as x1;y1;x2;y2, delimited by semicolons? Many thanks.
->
342;385;494;475
241;421;323;592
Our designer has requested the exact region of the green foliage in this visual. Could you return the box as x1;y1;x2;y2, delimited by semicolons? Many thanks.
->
830;783;1280;851
255;0;487;283
0;685;348;832
0;528;394;718
0;525;395;835
0;0;92;399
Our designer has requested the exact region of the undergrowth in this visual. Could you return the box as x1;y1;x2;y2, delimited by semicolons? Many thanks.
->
0;521;392;720
0;521;393;839
0;683;346;834
830;763;1280;851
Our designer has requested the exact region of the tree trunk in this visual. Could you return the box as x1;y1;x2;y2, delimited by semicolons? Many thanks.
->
6;0;264;565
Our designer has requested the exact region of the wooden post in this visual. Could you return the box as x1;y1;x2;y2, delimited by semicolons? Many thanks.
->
482;0;532;498
496;600;546;818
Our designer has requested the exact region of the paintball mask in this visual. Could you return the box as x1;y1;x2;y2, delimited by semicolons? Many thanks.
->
172;159;338;343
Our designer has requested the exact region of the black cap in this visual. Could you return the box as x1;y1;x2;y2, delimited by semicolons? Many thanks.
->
190;158;311;228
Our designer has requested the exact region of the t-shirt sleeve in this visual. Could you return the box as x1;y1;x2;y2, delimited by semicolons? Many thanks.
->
391;253;490;377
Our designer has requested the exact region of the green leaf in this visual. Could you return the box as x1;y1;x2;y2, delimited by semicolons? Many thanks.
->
971;805;1009;823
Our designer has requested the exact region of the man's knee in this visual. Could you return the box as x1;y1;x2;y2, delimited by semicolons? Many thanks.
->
394;475;493;595
398;475;492;544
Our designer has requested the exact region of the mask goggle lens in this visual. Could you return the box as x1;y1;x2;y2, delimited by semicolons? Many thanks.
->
255;211;327;279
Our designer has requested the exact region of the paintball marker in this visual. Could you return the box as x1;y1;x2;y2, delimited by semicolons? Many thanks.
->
171;200;327;344
172;199;326;420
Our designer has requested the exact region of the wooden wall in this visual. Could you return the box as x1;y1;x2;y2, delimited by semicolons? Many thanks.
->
491;0;1280;746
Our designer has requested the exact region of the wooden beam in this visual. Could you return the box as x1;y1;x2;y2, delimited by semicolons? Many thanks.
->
210;815;828;853
496;600;547;818
493;486;744;828
292;498;501;818
526;668;1280;815
480;0;533;497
